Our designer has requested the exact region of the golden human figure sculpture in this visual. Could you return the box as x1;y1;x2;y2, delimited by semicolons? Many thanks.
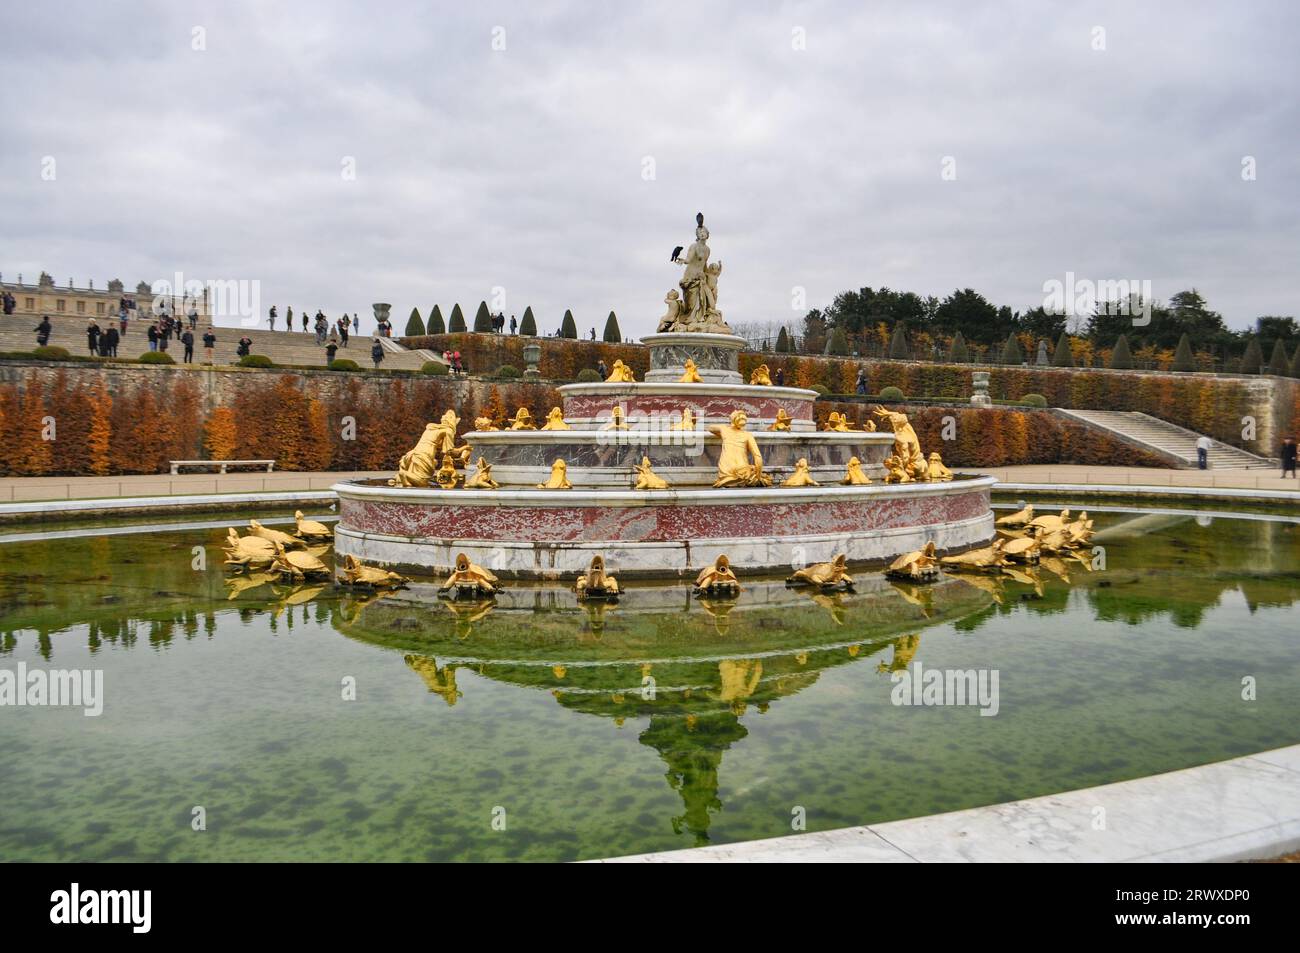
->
708;410;771;487
768;408;792;431
473;416;499;431
574;554;620;600
536;459;572;489
670;407;696;430
749;364;772;386
435;454;460;489
439;552;500;595
605;359;636;383
781;458;819;487
841;456;872;485
390;410;472;486
602;405;629;430
464;456;500;489
510;407;536;430
541;407;570;430
634;456;670;489
873;406;925;473
678;359;703;383
787;553;854;591
927;451;953;481
693;554;740;596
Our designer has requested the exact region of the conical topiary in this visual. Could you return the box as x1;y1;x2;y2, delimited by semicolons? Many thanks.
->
1171;333;1195;372
428;305;446;335
776;327;791;353
1290;344;1300;379
602;311;621;343
826;327;850;356
448;303;467;333
1000;333;1023;366
888;323;909;360
519;306;537;336
404;307;425;337
1267;339;1290;376
1052;331;1074;368
1108;334;1133;369
1239;337;1263;374
949;331;969;363
473;301;493;333
560;310;577;339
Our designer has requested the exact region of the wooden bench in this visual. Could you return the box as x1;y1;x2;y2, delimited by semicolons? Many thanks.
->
170;459;276;475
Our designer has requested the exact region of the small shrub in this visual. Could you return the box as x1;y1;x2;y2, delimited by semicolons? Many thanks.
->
494;364;521;379
32;345;72;361
576;368;602;383
140;351;176;365
809;384;830;397
330;359;360;371
239;354;273;368
422;361;449;375
1021;393;1048;407
878;385;905;401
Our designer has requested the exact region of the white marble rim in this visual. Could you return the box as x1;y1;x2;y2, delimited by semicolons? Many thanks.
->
464;429;893;443
332;474;997;507
639;332;748;346
555;382;818;399
0;490;336;516
994;482;1300;502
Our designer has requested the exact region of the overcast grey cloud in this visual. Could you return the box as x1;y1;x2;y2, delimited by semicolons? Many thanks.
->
2;0;1297;335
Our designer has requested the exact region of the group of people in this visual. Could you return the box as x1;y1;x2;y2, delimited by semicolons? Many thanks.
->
441;350;466;375
267;305;365;337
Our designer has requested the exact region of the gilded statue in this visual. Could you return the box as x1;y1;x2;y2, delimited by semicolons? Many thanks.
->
473;416;499;431
537;459;573;489
873;406;925;474
269;541;330;580
338;554;408;589
605;359;636;383
223;528;277;570
1000;535;1041;563
464;456;500;489
693;554;741;596
781;458;819;487
439;552;500;596
510;407;536;430
884;542;940;582
248;519;302;548
294;510;333;541
391;410;472;486
541;407;570;430
769;408;793;431
435;454;460;489
405;655;462;706
927;451;954;481
882;454;912;484
678;359;703;383
634;456;670;489
841;456;872;485
1028;508;1070;533
602;406;629;430
940;539;1009;572
787;553;854;591
574;554;620;600
670;407;696;430
708;410;771;487
749;364;772;386
996;504;1034;527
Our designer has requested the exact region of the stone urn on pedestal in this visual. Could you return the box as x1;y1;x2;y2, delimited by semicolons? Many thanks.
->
373;303;392;334
522;342;542;381
970;370;992;407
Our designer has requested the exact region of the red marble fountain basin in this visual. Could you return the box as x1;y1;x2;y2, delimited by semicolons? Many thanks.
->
332;476;997;579
557;382;820;431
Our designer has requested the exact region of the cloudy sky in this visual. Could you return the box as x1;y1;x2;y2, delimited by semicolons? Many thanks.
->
3;0;1297;336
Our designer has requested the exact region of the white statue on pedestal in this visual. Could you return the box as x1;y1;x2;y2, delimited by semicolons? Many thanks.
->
663;213;731;334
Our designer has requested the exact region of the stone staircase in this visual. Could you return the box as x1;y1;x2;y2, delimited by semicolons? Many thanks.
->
1057;409;1273;469
0;314;440;371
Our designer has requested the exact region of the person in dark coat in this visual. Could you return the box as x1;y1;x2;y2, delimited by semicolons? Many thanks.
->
202;328;216;364
774;367;785;387
1282;437;1298;478
147;323;159;352
326;341;338;366
181;328;195;363
87;320;101;356
237;336;252;358
371;339;384;368
35;315;52;347
104;325;119;357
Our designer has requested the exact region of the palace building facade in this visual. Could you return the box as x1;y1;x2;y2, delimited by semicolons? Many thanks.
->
0;271;210;321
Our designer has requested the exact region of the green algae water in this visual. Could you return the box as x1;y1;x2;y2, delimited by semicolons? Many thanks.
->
1;507;1298;862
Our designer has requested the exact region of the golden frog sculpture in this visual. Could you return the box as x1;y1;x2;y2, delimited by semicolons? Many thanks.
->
463;456;500;489
769;408;793;431
602;406;629;430
536;459;573;489
882;454;913;484
605;359;636;383
439;552;500;596
435;453;460;489
693;554;741;596
841;456;872;485
670;408;696;430
781;458;819;487
574;554;620;600
749;364;773;386
510;407;536;430
634;456;670;489
677;359;703;383
540;407;570;430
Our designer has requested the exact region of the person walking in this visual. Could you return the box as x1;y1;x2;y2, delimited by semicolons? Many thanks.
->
181;328;195;363
1196;434;1212;470
87;320;101;357
325;340;338;366
855;367;868;395
774;367;785;387
105;324;119;357
1282;436;1297;478
509;314;517;335
2;289;15;314
34;315;52;347
339;315;350;348
158;324;169;353
188;302;199;330
597;358;608;380
203;327;216;364
119;306;129;336
268;305;276;330
147;322;159;352
302;309;309;333
371;338;384;368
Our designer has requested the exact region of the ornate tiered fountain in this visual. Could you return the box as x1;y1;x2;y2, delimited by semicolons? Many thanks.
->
333;215;996;578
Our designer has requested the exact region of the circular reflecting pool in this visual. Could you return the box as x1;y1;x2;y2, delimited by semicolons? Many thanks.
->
1;505;1297;861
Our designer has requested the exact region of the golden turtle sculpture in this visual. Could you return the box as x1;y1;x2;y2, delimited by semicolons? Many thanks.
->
248;519;303;549
940;539;1009;573
787;553;854;592
294;510;333;541
694;554;741;597
338;554;408;590
223;528;278;570
884;541;941;582
270;541;330;580
996;503;1034;527
1001;535;1042;563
